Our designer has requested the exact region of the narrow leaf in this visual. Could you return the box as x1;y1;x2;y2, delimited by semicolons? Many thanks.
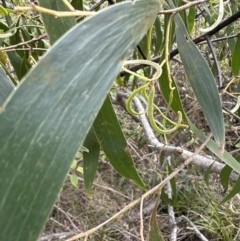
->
148;201;165;241
70;173;79;188
174;13;225;148
71;0;83;11
6;51;22;80
38;0;77;45
220;165;232;188
83;128;100;199
226;24;236;53
160;191;176;206
94;96;146;189
204;162;214;187
220;176;240;205
0;1;159;240
0;65;14;106
188;6;196;34
232;36;240;76
154;16;162;55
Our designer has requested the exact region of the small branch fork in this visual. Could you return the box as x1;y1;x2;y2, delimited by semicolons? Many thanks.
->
0;34;47;51
178;216;208;241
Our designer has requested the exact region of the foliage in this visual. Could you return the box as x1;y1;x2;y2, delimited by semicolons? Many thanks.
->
0;0;240;240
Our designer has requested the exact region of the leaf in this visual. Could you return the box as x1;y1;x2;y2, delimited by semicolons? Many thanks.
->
0;28;16;38
138;34;148;58
20;55;32;78
226;24;235;53
71;0;83;11
159;63;187;121
94;96;146;189
204;162;214;187
220;164;232;188
83;128;100;199
71;160;78;169
153;16;162;55
148;205;165;241
7;18;24;80
160;191;176;206
0;65;14;106
70;173;79;188
232;36;240;76
188;6;196;34
0;1;160;240
77;166;83;173
38;0;77;45
174;13;225;148
80;146;89;152
220;176;240;205
6;51;22;80
0;1;14;12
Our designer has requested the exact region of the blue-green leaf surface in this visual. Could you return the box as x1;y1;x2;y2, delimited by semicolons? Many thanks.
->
0;65;14;106
0;1;160;240
83;127;100;198
174;13;225;148
94;96;146;189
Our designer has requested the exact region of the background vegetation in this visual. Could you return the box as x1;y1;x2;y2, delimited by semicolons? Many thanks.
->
0;0;240;240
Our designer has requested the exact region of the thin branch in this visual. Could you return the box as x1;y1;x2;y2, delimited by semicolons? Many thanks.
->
198;34;239;45
89;0;107;11
50;217;71;231
54;205;81;231
38;232;76;241
179;215;209;241
0;34;47;51
166;157;177;241
131;94;239;182
140;196;144;241
76;0;107;21
120;10;240;77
